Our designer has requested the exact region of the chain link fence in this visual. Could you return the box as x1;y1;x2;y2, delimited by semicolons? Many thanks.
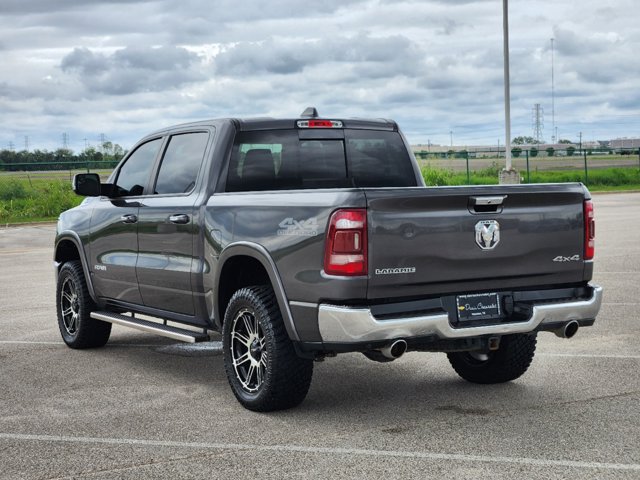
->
414;147;640;186
1;148;639;224
0;160;118;224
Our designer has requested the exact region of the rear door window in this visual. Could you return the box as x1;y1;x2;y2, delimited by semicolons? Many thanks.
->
153;132;209;195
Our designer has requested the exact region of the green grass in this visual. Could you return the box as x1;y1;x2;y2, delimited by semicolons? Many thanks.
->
588;184;640;192
529;168;640;186
1;167;639;224
0;178;82;224
421;163;502;186
422;165;640;188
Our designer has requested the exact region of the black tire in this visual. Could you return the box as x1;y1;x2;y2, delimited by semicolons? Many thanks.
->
447;333;537;384
222;286;313;412
56;261;111;349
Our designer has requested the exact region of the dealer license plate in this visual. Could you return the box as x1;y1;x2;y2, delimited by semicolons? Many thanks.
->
456;293;502;322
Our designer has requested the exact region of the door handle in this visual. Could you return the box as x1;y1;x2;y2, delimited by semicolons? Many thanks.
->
169;214;190;224
120;214;138;224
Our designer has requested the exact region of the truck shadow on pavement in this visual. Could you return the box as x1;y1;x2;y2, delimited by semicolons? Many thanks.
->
93;340;536;420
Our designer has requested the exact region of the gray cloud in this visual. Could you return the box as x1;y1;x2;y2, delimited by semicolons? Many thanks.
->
215;33;424;77
61;48;108;76
1;0;639;151
553;27;615;57
60;46;205;95
0;0;136;14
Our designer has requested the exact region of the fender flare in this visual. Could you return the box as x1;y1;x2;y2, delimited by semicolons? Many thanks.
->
215;242;300;341
54;231;98;302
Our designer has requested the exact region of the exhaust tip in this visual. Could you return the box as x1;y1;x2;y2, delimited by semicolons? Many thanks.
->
564;320;579;339
381;340;407;359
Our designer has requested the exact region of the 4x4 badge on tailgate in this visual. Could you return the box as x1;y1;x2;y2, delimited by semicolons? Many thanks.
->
475;220;500;250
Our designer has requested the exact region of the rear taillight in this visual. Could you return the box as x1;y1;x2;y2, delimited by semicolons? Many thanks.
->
324;209;367;276
584;200;595;260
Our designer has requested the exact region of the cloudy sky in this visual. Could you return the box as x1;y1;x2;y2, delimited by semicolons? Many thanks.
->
1;0;638;151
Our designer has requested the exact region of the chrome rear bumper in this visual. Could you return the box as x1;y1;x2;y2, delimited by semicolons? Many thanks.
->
318;285;603;343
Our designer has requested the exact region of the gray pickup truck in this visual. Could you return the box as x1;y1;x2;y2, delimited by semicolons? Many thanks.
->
55;108;602;411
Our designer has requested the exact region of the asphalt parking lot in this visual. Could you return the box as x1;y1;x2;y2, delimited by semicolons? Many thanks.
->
1;192;639;479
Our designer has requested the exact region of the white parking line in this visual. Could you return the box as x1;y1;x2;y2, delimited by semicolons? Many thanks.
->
596;272;639;274
0;433;637;471
0;248;52;255
539;353;640;359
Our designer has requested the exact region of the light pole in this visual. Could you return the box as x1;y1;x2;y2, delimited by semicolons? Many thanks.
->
502;0;512;171
500;0;519;183
551;38;556;143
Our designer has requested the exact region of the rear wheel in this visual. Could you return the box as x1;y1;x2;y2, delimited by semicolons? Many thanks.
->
222;286;313;412
447;333;537;384
56;261;111;348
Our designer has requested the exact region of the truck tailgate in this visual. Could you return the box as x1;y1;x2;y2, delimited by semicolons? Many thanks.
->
365;184;588;300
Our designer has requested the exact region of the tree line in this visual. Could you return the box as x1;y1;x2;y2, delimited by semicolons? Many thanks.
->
0;142;127;171
512;136;575;145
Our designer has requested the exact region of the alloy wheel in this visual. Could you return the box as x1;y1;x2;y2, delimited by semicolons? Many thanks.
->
60;277;80;335
230;308;267;393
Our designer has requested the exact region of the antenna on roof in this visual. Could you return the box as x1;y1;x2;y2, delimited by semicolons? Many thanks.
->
300;107;319;118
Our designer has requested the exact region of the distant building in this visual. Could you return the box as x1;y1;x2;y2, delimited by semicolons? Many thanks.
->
412;137;639;155
608;138;640;149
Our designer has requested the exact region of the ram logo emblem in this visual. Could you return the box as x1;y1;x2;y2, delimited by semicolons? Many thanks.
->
475;220;500;250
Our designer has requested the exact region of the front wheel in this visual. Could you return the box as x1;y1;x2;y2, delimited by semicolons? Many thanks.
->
56;261;111;348
222;286;313;412
447;333;537;384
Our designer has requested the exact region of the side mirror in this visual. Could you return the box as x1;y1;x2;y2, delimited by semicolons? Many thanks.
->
73;173;102;196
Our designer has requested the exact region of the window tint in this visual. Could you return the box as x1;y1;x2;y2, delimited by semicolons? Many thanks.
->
226;129;417;192
115;138;162;196
226;130;349;192
154;132;209;195
346;130;417;187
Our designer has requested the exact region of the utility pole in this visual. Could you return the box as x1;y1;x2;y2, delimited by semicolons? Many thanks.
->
100;133;106;154
449;130;453;148
8;141;15;151
24;136;30;152
578;132;583;152
551;38;556;144
62;133;69;150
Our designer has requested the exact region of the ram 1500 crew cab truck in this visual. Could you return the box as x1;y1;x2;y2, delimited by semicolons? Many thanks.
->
55;108;603;411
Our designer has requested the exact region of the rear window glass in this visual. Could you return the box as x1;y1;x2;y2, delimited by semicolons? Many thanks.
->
226;129;417;192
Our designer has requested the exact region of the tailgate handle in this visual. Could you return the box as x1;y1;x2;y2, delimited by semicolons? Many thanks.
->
470;196;507;213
